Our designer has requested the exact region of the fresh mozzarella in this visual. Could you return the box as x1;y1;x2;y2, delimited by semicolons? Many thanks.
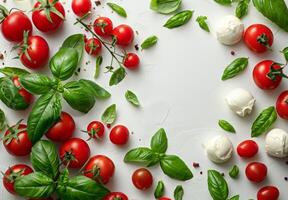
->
265;128;288;158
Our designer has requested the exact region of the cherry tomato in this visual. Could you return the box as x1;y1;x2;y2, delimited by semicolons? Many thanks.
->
83;155;115;184
276;91;288;120
71;0;91;17
103;192;128;200
257;186;279;200
132;168;153;190
12;76;33;104
109;125;129;145
59;138;90;168
85;121;105;140
93;17;113;37
245;162;267;183
46;112;75;142
3;164;33;194
243;24;273;53
159;198;172;200
123;53;140;70
237;140;258;158
32;0;65;32
85;38;102;56
253;60;282;90
112;24;134;46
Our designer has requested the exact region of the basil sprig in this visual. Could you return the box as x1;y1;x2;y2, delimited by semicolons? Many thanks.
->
196;16;210;32
124;128;193;181
154;180;165;198
229;165;239;179
221;57;249;81
174;185;184;200
150;0;182;14
101;104;117;124
208;170;229;200
235;0;250;18
141;35;158;50
164;10;193;29
107;2;127;17
125;90;140;106
218;120;236;133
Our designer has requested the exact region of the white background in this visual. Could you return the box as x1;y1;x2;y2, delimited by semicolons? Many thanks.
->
1;0;288;199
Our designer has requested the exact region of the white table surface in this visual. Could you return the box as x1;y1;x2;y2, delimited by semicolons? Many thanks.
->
1;0;288;199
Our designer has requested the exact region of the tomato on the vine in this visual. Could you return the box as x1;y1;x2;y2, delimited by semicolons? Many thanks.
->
12;76;33;104
93;17;113;37
237;140;258;158
257;186;279;200
245;162;267;183
276;91;288;120
85;38;102;56
112;24;134;46
123;53;140;70
109;125;129;145
71;0;91;17
85;120;105;140
132;168;153;190
103;192;128;200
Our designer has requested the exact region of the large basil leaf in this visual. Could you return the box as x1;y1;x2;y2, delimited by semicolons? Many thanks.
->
150;128;168;153
164;10;193;29
0;67;29;77
31;140;59;180
0;108;6;131
124;147;160;167
49;48;79;81
79;79;111;99
207;170;229;200
14;172;55;199
61;34;85;64
28;92;62;143
150;0;182;14
20;74;55;95
221;57;249;81
253;0;288;32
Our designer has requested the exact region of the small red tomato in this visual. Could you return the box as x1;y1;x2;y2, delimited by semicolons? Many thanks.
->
257;186;279;200
83;155;115;184
46;112;75;142
86;121;105;140
85;38;102;56
243;24;273;53
12;76;33;104
276;91;288;120
112;24;134;46
159;198;172;200
132;168;153;190
71;0;91;17
123;53;140;70
109;125;129;145
93;17;113;37
103;192;128;200
245;162;267;183
237;140;258;158
59;138;90;168
3;164;33;194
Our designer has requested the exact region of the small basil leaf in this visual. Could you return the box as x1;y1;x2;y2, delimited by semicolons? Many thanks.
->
61;34;85;64
0;67;29;77
141;35;158;50
154;180;165;198
107;2;127;17
101;104;116;124
208;170;229;200
125;90;140;106
20;74;55;95
0;108;6;131
221;57;249;81
174;185;184;200
281;47;288;62
164;10;193;29
94;56;103;79
214;0;232;5
109;67;126;86
79;79;111;99
229;165;239;179
218;120;236;133
124;147;160;167
150;128;168;153
229;195;240;200
251;106;277;137
236;0;250;19
150;0;182;14
196;16;210;32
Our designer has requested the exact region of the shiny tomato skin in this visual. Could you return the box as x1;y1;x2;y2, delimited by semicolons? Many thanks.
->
109;125;129;145
59;138;90;168
243;24;273;53
123;53;140;70
237;140;258;158
103;192;128;200
159;198;172;200
71;0;91;17
245;162;267;183
132;168;153;190
112;24;134;46
1;11;32;42
46;112;75;142
3;164;33;194
85;38;102;56
93;17;113;37
257;186;279;200
12;76;33;104
276;91;288;120
86;121;105;139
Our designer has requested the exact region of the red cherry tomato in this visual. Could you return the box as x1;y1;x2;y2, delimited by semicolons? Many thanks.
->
237;140;258;158
86;121;105;140
71;0;91;17
59;138;90;168
243;24;273;53
159;198;172;200
112;24;134;46
46;112;75;142
32;0;65;32
253;60;282;90
109;125;129;145
257;186;279;200
132;168;153;190
103;192;128;200
83;155;115;184
245;162;267;183
85;38;102;56
12;76;33;104
93;17;113;37
3;164;33;194
123;53;140;70
276;91;288;120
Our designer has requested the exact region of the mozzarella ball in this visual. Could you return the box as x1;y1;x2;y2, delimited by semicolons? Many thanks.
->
265;128;288;158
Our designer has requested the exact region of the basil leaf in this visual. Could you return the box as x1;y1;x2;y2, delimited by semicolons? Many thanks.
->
0;108;6;131
20;74;55;95
109;67;126;86
141;35;158;50
229;195;240;200
174;185;184;200
251;106;277;137
196;16;210;32
160;155;193;181
150;0;182;14
107;2;127;17
281;47;288;62
49;48;79;81
101;104;116;124
208;170;229;200
28;92;62;143
229;165;239;179
154;180;165;198
94;56;102;79
236;0;250;19
164;10;193;29
14;172;55;199
124;147;160;167
0;67;29;77
125;90;140;106
221;57;249;81
218;120;236;133
31;140;59;180
63;81;96;113
214;0;232;5
61;34;85;64
79;79;111;99
150;128;168;153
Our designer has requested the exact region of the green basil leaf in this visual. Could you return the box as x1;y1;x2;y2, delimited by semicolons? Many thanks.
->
0;67;29;77
79;79;111;99
150;128;168;153
208;170;229;200
253;0;288;32
28;92;62;144
94;56;103;79
214;0;232;5
125;90;140;106
141;35;158;50
221;57;249;81
61;34;85;64
218;120;236;133
229;165;239;179
160;155;193;181
154;180;165;198
229;195;240;200
63;81;96;113
196;16;210;32
101;104;116;124
281;47;288;62
107;2;127;17
251;106;277;137
14;172;55;199
109;67;126;86
49;48;79;81
20;74;55;95
31;140;59;180
0;108;6;131
174;185;184;200
56;168;69;193
124;147;160;167
236;0;250;19
150;0;182;14
164;10;193;29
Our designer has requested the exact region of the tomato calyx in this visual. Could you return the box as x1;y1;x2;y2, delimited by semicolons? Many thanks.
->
32;0;65;23
88;39;100;55
13;31;32;61
2;167;24;183
257;33;272;50
2;120;25;145
61;150;78;167
83;165;103;184
94;21;108;34
267;63;288;80
82;128;101;140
